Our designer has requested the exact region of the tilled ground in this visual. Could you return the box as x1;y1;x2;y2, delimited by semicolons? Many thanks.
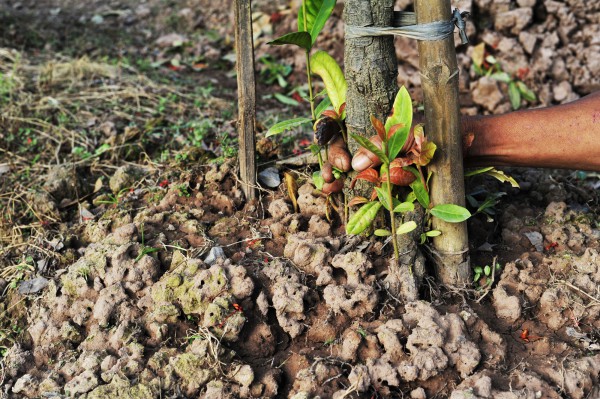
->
1;0;599;398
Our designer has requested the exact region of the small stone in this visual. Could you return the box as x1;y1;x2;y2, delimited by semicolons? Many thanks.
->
524;231;544;252
135;5;151;18
232;364;254;387
64;369;99;395
553;81;573;103
204;246;225;265
518;31;537;54
155;33;188;48
98;121;116;136
101;355;118;372
494;8;532;35
516;0;536;6
471;77;503;112
91;14;104;24
12;374;38;396
258;167;281;188
18;277;49;295
410;387;427;399
256;291;269;316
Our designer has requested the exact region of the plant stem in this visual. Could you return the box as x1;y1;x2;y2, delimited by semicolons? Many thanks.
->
337;121;348;145
305;50;316;120
343;191;348;226
301;1;316;121
385;165;400;263
317;150;324;169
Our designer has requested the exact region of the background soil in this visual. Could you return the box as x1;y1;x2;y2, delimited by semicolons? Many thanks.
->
0;0;599;398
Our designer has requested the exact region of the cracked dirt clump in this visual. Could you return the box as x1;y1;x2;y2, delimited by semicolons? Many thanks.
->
322;251;379;317
400;301;481;380
283;232;340;285
14;221;258;398
262;259;309;338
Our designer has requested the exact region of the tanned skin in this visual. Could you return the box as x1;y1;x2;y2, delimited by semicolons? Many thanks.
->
462;91;600;171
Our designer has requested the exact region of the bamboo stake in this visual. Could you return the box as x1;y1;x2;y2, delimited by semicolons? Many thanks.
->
414;0;470;286
234;0;257;200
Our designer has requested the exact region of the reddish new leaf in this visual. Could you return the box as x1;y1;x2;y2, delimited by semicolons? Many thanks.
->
381;159;417;186
356;168;380;184
348;196;369;207
413;141;437;166
322;109;340;119
350;167;379;189
387;122;405;139
370;115;386;141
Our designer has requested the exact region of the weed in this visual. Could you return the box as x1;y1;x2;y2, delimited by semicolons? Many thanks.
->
96;187;131;207
177;184;191;197
135;223;159;262
471;42;536;110
0;256;36;290
258;55;292;88
197;83;214;99
75;266;91;281
357;326;367;338
473;262;501;289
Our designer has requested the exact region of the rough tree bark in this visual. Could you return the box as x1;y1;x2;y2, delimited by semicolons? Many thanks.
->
344;0;422;302
344;0;397;154
415;0;470;287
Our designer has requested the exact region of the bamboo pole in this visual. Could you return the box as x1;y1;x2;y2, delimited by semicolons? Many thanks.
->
234;0;257;200
414;0;470;286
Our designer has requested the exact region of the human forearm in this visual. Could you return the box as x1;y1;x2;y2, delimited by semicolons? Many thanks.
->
462;92;600;171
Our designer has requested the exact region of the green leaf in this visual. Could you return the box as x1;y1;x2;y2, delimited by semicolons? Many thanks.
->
484;265;491;276
396;221;417;235
476;192;506;214
407;167;429;209
310;51;347;113
266;117;312;137
268;32;312;51
484;168;520;188
405;191;416;203
464;166;494;177
474;272;481;282
490;72;511;83
374;186;391;211
374;229;392;237
312;171;325;190
385;86;412;160
298;0;337;44
274;92;300;106
508;81;521;110
350;133;389;165
430;204;471;223
516;81;537;102
425;230;441;237
346;202;382;235
393;201;414;213
315;96;332;118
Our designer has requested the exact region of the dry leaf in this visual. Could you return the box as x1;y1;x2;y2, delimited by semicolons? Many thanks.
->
284;172;298;213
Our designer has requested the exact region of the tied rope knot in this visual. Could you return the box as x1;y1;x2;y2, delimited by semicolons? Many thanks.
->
345;8;470;44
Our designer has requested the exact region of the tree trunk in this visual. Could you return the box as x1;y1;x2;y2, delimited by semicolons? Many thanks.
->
344;0;420;302
415;0;470;287
344;0;397;154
